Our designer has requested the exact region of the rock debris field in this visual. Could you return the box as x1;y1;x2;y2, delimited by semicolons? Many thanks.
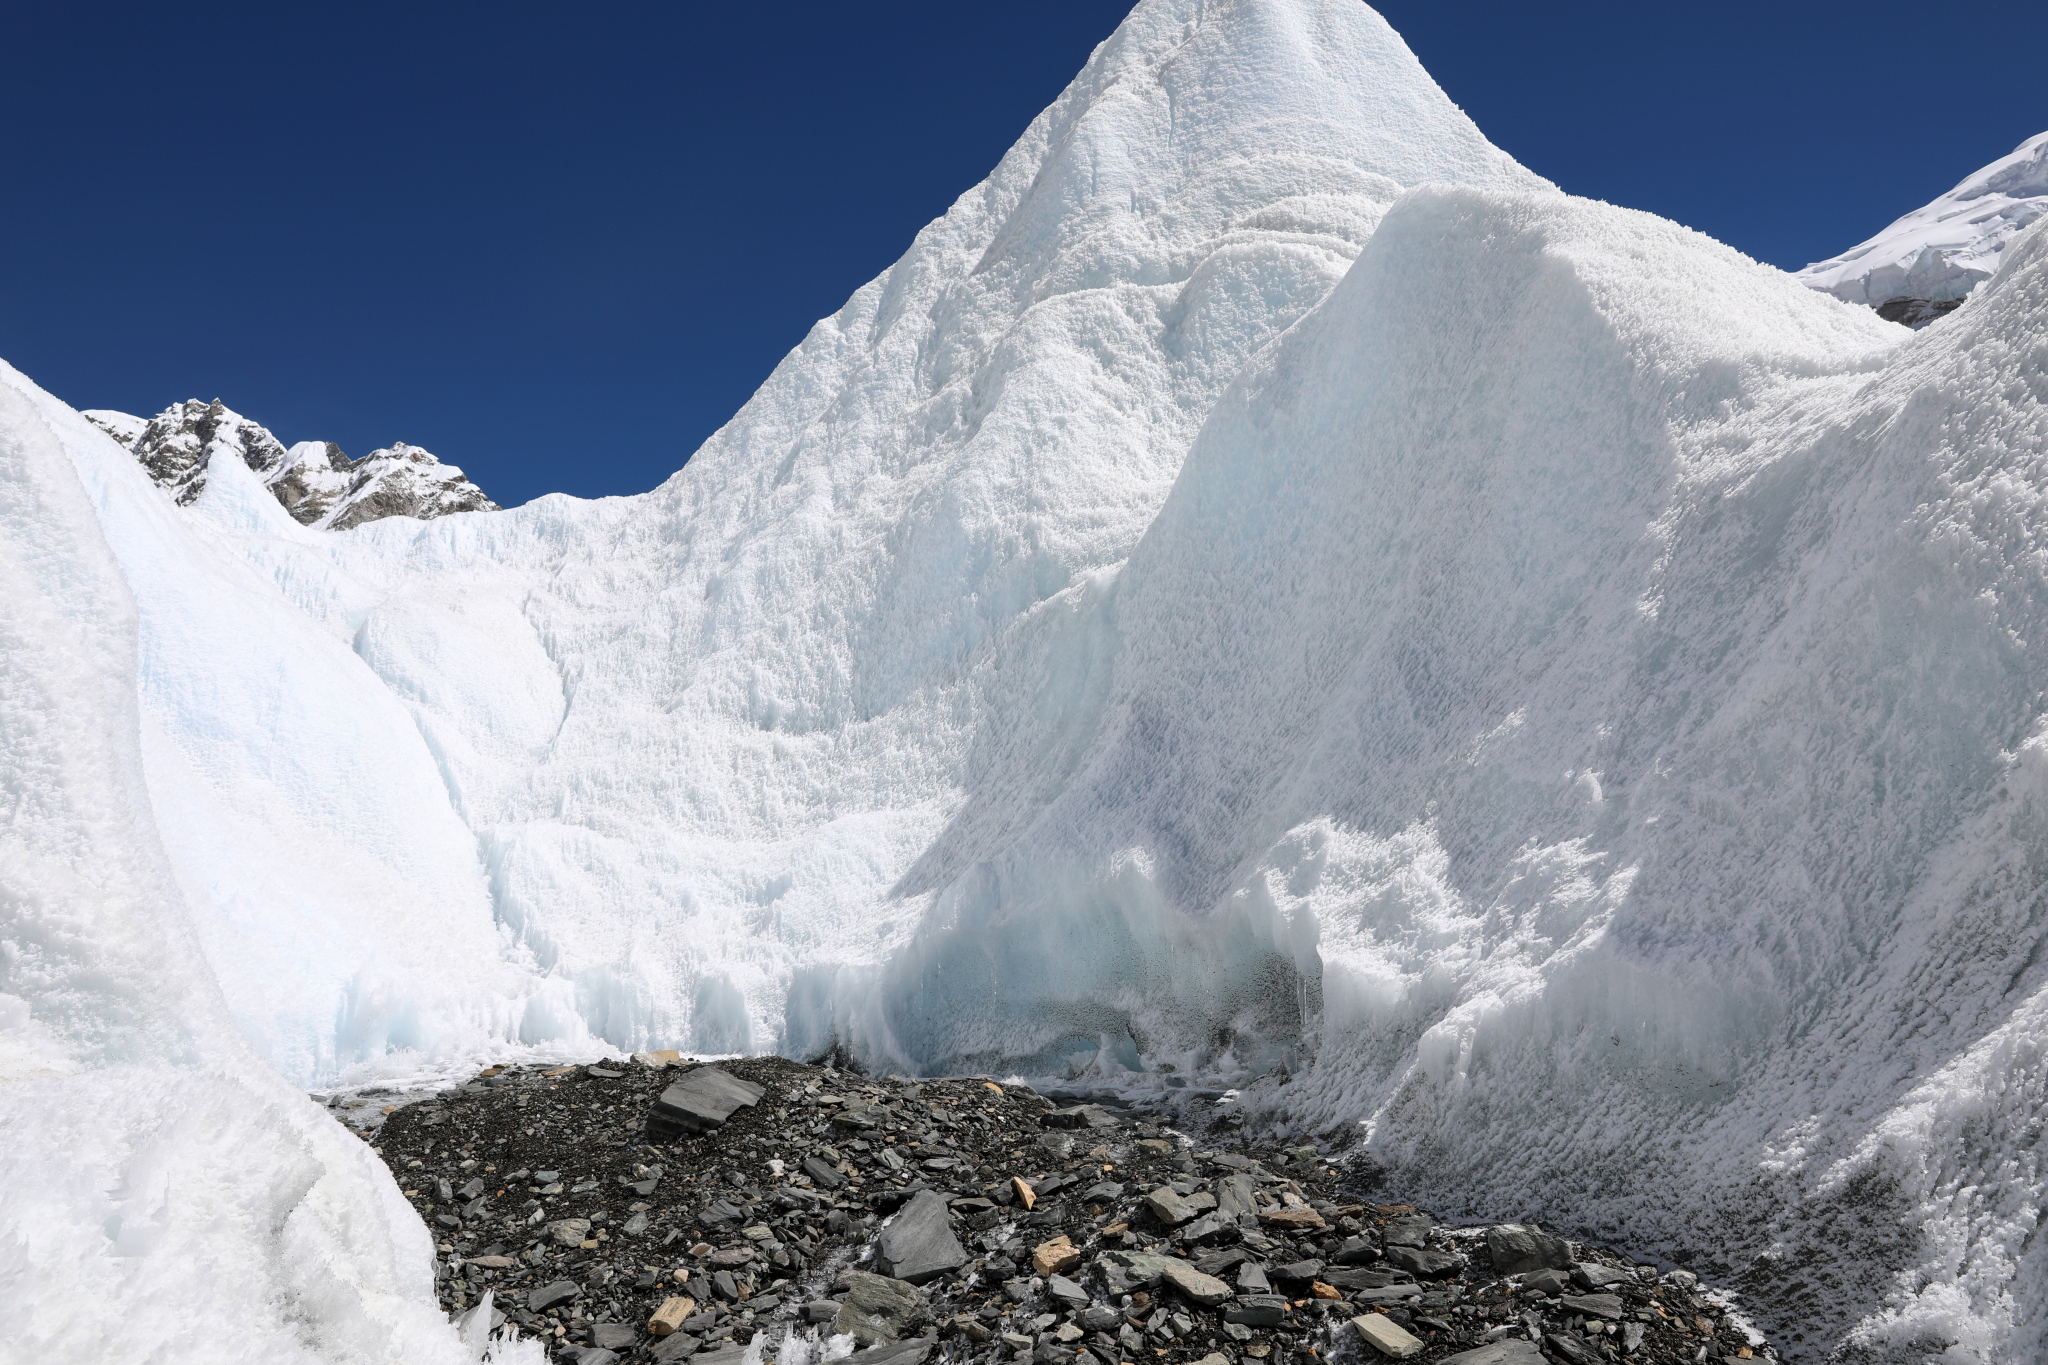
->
352;1057;1777;1365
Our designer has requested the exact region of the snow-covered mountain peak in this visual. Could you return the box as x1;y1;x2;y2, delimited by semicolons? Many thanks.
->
84;398;498;529
1795;129;2048;320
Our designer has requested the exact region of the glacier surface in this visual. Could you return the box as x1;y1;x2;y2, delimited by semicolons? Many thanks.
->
6;0;2048;1360
1797;130;2048;310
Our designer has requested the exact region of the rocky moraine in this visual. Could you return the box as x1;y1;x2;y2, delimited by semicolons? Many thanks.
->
341;1057;1778;1365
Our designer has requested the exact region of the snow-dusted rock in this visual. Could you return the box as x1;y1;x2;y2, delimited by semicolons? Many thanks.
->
85;397;499;527
1795;129;2048;316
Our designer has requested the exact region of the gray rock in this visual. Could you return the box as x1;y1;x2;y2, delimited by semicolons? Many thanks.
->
803;1302;841;1323
833;1270;928;1347
1098;1250;1184;1294
1222;1297;1287;1327
1158;1261;1232;1306
435;1177;454;1203
845;1335;937;1365
1521;1268;1571;1296
648;1068;767;1137
1042;1104;1120;1130
1620;1322;1645;1353
874;1190;968;1285
1270;1259;1322;1284
1380;1215;1433;1248
1145;1186;1202;1226
649;1337;702;1365
590;1323;639;1348
1384;1244;1462;1278
621;1211;648;1237
1331;1236;1379;1266
1082;1306;1122;1332
1486;1224;1573;1276
1543;1334;1605;1365
1440;1343;1544;1365
1236;1263;1271;1294
1558;1292;1625;1321
528;1279;581;1312
712;1270;738;1300
566;1349;619;1365
1322;1268;1412;1291
549;1218;593;1248
1351;1284;1425;1306
1079;1181;1124;1203
694;1346;753;1365
1194;1247;1254;1277
803;1155;847;1189
1212;1174;1260;1220
1571;1264;1632;1291
1179;1211;1239;1245
1046;1274;1090;1307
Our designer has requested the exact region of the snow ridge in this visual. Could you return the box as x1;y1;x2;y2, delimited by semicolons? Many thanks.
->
1795;130;2048;314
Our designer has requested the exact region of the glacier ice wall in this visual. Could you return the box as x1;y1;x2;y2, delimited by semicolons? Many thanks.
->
9;0;2048;1358
0;367;537;1364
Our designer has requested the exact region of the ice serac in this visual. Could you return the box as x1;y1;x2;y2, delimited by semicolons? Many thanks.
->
85;397;500;528
0;365;539;1365
1796;130;2048;321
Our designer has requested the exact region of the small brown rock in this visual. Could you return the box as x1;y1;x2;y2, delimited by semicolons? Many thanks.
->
649;1295;697;1335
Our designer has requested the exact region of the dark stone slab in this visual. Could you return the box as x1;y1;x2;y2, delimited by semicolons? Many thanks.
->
1559;1292;1625;1321
1486;1224;1573;1276
803;1155;847;1189
1441;1343;1545;1365
846;1335;937;1365
528;1279;581;1312
1385;1244;1463;1278
1042;1104;1120;1130
648;1068;767;1136
1322;1267;1413;1291
1223;1296;1287;1327
874;1190;968;1285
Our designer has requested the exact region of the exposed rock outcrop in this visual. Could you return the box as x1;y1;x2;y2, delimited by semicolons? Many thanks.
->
83;397;499;528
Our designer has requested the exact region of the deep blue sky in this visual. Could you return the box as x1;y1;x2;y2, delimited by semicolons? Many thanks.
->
5;2;2042;507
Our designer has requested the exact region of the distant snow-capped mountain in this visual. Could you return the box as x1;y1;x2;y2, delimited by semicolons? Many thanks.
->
83;397;499;529
1797;130;2048;324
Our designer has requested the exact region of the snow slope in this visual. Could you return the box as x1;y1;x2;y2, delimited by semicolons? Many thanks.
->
10;0;2048;1359
1797;130;2048;309
0;370;537;1365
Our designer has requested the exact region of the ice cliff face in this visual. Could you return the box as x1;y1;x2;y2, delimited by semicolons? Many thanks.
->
1796;130;2048;323
84;397;500;528
8;0;2048;1359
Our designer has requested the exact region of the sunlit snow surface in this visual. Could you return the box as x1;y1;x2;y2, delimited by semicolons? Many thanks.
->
7;0;2048;1360
1796;130;2048;307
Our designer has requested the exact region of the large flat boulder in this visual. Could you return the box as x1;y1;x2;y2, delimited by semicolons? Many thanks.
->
874;1190;968;1285
1485;1223;1573;1276
647;1068;766;1137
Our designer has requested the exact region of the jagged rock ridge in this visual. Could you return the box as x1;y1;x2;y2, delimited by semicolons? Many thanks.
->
83;397;499;529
